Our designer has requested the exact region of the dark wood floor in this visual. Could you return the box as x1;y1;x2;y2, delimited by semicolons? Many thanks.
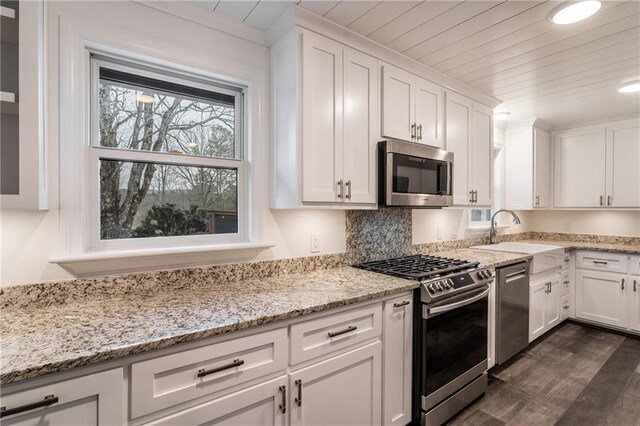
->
447;322;640;426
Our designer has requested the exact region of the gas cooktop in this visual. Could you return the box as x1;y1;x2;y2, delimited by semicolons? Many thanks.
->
357;254;480;281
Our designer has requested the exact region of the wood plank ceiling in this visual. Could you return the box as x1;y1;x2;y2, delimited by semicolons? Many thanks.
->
211;0;640;129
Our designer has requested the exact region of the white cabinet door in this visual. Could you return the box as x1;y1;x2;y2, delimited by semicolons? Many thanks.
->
606;119;640;208
145;377;287;426
545;275;561;330
381;64;414;142
630;275;640;332
445;92;472;205
0;369;122;426
290;342;382;426
414;78;444;148
529;280;547;342
470;102;493;206
533;127;550;208
301;32;343;203
343;48;378;204
575;269;628;329
383;295;413;426
505;126;533;210
553;125;606;207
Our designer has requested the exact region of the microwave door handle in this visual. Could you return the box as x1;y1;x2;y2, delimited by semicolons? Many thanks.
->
427;287;490;315
446;162;452;196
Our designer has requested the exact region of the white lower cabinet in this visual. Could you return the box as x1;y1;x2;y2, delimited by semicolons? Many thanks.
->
575;269;628;329
382;294;413;426
630;274;640;332
145;377;287;426
529;274;561;343
289;342;382;426
0;369;123;426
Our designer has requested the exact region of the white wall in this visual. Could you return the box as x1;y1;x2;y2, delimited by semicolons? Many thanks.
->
527;210;640;237
0;1;345;286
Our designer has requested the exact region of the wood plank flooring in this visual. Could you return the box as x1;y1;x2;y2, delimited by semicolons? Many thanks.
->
447;322;640;426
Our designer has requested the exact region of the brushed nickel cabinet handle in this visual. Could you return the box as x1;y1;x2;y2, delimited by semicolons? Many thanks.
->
535;195;539;206
593;260;608;265
418;124;423;140
411;123;416;140
600;195;604;206
621;278;625;290
328;325;357;338
295;379;302;407
198;359;244;377
337;180;344;199
607;195;611;206
1;395;59;418
279;385;286;413
469;190;474;203
345;180;352;200
393;300;410;308
634;280;637;292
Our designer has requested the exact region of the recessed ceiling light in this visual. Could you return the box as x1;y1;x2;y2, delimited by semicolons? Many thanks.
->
618;80;640;93
137;93;155;104
549;1;601;25
494;112;511;121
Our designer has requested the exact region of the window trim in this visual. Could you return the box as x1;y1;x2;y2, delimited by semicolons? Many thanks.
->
85;56;249;253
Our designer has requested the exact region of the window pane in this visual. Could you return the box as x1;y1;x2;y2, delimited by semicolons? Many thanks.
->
470;208;491;222
98;67;237;159
100;160;238;240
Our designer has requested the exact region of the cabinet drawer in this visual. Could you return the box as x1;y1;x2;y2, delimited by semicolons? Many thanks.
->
290;303;382;365
131;328;287;418
630;256;640;276
561;271;570;297
560;294;570;321
576;251;628;273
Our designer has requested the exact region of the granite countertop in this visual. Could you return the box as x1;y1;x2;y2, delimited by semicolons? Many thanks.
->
0;267;415;385
516;239;640;255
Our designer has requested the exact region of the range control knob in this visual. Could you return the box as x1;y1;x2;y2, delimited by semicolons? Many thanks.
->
428;283;436;293
435;282;443;291
443;281;451;289
476;271;485;279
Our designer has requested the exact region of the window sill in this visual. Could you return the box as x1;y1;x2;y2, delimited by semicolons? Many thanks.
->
466;224;510;232
50;242;274;277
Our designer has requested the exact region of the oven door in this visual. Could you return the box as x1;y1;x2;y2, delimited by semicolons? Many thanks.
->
422;288;489;411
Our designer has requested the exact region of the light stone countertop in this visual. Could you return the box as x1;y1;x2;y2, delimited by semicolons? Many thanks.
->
0;267;416;385
516;239;640;255
433;248;534;268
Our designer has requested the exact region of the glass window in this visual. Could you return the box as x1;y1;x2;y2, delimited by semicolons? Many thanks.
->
91;57;245;244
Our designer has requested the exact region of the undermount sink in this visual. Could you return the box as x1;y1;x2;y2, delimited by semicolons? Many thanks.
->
471;242;563;254
472;242;565;274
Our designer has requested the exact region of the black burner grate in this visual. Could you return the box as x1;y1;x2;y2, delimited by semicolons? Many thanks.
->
357;255;479;281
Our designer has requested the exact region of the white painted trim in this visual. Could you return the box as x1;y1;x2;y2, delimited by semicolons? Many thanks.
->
133;0;269;47
550;112;640;131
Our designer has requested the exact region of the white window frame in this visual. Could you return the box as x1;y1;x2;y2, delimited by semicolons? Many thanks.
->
86;56;249;252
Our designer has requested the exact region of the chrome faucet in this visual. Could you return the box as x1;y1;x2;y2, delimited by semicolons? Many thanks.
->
489;209;521;244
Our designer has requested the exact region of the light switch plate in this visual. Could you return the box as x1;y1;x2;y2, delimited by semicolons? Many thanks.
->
310;234;320;253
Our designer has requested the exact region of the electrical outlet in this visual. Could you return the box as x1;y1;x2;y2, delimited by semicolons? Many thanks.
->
310;234;320;253
437;227;444;240
450;228;458;240
563;221;572;232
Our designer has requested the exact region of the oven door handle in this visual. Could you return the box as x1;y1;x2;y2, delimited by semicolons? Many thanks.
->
427;287;490;315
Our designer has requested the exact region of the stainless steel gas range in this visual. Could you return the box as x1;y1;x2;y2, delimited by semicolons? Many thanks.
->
358;254;494;426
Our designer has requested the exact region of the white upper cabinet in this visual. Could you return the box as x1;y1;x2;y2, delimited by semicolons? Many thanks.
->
505;121;550;210
381;63;444;148
471;103;493;206
553;118;639;209
445;92;492;207
605;119;640;208
343;47;378;204
271;29;378;208
301;33;343;204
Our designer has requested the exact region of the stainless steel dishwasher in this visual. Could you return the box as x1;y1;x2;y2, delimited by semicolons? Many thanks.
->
495;260;531;365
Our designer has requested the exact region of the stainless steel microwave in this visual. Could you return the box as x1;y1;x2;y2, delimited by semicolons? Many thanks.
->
378;139;453;208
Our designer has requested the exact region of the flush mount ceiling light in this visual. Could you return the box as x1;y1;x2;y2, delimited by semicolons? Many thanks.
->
618;80;640;93
549;1;601;25
494;112;511;121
